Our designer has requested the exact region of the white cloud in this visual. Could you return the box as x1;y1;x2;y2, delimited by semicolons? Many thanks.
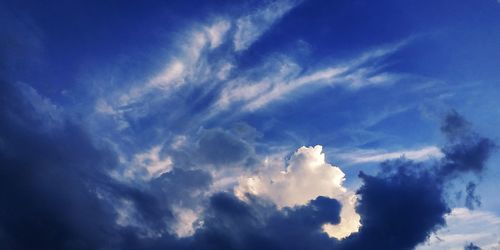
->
336;146;444;164
149;60;186;89
233;0;300;51
116;20;232;107
123;145;173;180
206;20;231;49
170;206;202;238
213;42;405;113
235;145;361;239
417;208;500;250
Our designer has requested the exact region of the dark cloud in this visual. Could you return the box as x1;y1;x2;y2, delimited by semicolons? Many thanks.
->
0;81;183;249
340;161;449;250
464;242;482;250
0;81;120;250
464;182;481;210
189;193;341;250
438;111;496;178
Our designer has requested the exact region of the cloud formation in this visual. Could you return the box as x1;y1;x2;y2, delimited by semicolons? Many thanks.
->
1;0;499;249
236;145;361;239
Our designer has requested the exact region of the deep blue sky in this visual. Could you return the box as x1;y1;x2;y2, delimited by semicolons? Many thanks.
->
1;0;499;249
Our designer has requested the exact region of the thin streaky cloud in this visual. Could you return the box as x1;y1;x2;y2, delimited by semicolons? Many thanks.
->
335;146;444;165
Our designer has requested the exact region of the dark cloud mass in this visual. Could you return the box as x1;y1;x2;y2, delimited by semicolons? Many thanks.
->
464;242;482;250
340;162;449;250
189;193;341;250
0;81;118;250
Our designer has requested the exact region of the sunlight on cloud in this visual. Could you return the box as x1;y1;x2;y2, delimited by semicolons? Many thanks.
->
235;145;361;239
171;206;202;238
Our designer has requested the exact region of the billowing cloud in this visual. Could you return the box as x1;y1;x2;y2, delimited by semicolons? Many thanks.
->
236;145;361;239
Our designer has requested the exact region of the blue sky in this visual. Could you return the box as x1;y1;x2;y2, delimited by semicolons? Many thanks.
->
1;0;499;249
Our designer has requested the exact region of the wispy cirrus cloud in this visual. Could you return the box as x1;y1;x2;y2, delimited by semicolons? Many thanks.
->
333;146;444;165
214;42;405;113
233;0;301;51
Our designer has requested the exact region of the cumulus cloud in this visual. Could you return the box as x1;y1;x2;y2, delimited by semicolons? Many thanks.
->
235;145;361;239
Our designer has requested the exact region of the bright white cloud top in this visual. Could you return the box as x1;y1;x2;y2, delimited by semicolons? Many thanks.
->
236;145;361;239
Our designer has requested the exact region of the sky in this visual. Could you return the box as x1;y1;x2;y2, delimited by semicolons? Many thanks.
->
1;0;500;249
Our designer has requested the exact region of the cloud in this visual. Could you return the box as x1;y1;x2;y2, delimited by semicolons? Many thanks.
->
214;42;405;113
337;146;444;165
236;145;361;239
196;129;253;167
188;192;342;250
438;111;496;178
233;0;301;51
0;81;123;249
338;111;496;250
340;160;450;250
418;208;500;250
464;243;482;250
130;145;173;180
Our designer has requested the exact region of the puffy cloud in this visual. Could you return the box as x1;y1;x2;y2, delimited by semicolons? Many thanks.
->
236;145;361;239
